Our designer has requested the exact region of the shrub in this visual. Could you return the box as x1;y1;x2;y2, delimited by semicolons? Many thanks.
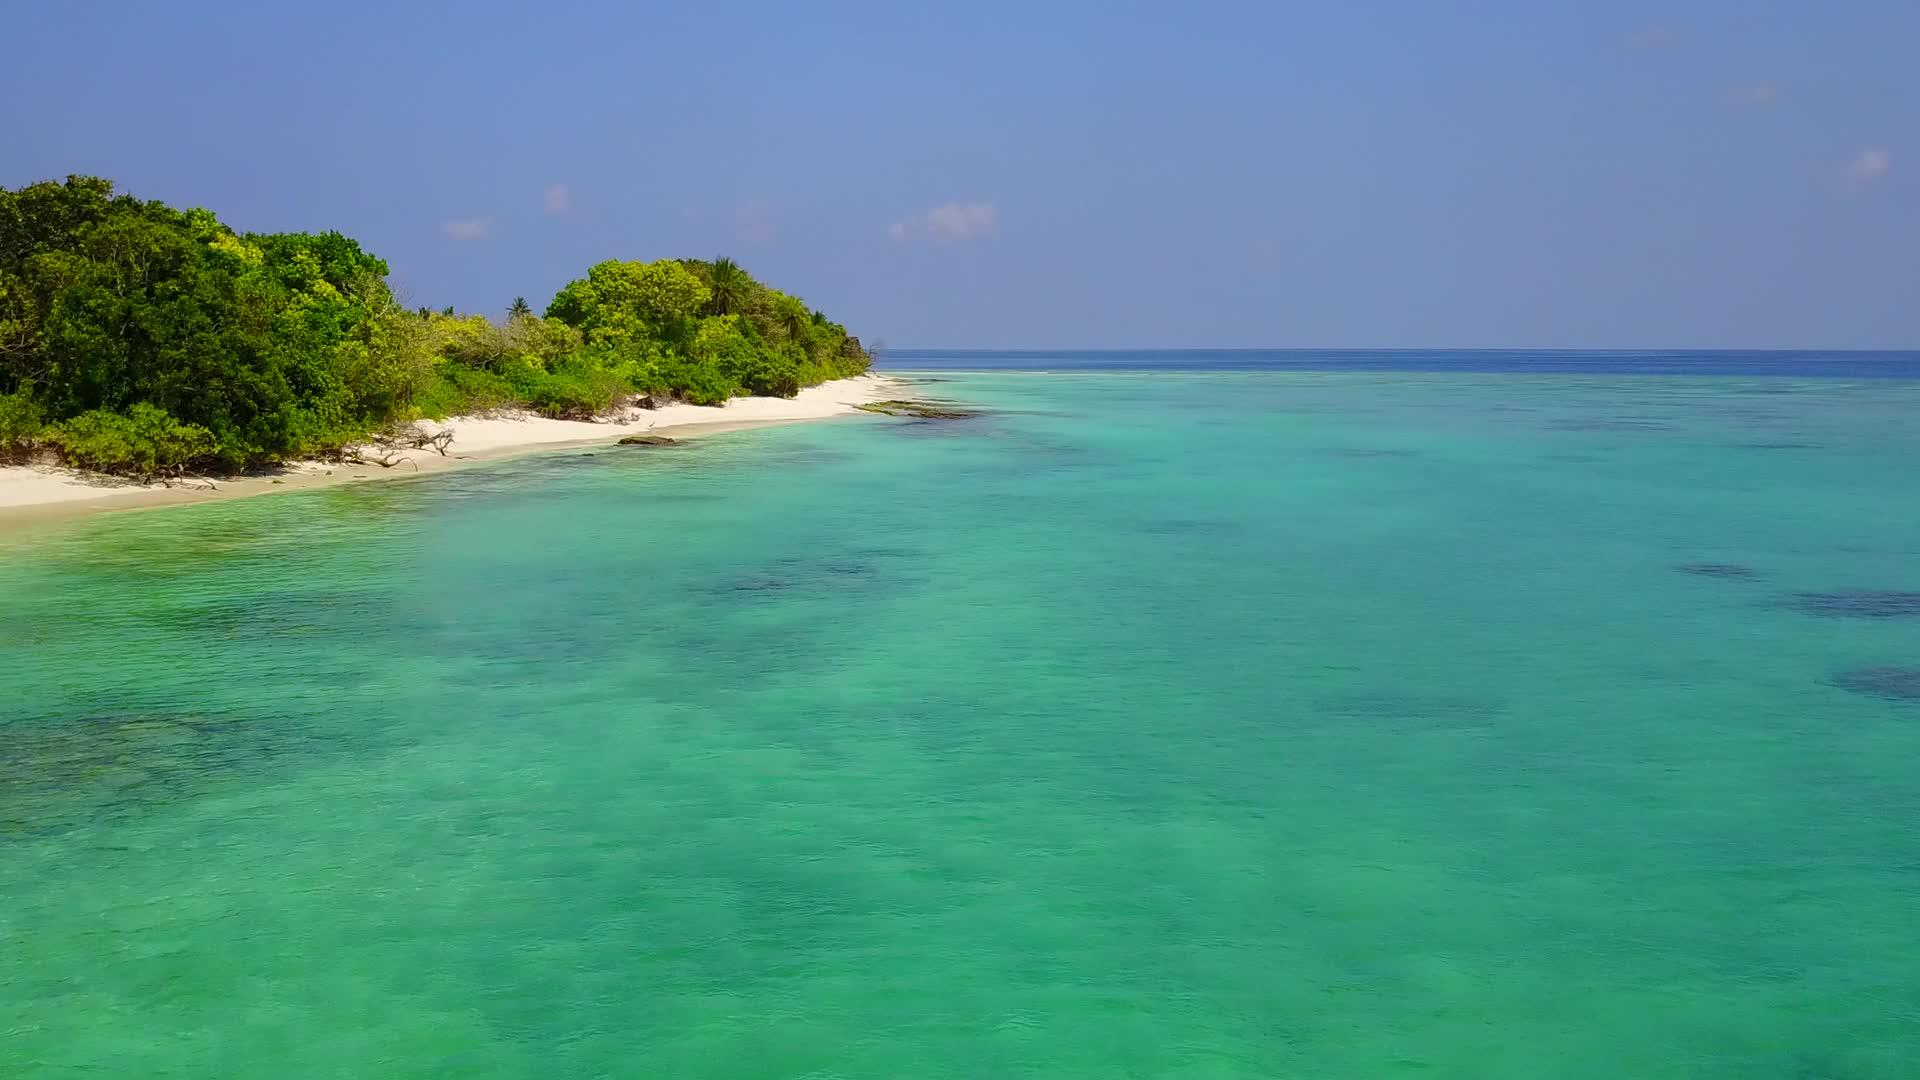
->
647;355;738;405
49;404;215;479
506;361;631;420
411;365;519;420
408;372;469;421
0;389;44;461
739;342;805;398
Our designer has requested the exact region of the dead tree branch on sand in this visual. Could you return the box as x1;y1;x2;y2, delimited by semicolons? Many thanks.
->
346;449;419;471
156;475;219;491
341;424;453;470
372;425;454;456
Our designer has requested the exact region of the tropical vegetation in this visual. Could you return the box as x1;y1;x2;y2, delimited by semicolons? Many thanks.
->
0;176;870;478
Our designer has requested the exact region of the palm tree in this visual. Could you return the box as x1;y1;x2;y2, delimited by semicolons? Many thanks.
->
707;256;750;316
770;294;810;341
507;296;532;320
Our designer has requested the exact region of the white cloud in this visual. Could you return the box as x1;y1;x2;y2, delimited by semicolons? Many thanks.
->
1726;84;1779;107
928;202;996;237
442;218;491;240
1845;147;1891;182
891;201;997;242
543;184;572;215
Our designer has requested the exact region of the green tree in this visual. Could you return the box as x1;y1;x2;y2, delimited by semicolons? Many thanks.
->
0;176;873;475
766;291;811;341
546;259;709;346
705;256;750;316
0;175;411;469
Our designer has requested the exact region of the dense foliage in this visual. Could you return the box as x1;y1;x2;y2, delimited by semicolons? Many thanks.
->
0;176;869;476
541;256;871;404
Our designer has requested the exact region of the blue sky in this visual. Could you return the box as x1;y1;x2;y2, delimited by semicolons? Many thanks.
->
7;1;1914;348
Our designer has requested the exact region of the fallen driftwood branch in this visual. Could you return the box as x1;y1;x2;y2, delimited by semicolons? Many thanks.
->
333;424;449;471
156;475;219;491
346;449;418;471
372;426;454;456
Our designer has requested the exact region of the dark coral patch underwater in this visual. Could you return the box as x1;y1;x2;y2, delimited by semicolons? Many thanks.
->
1830;667;1920;703
1789;591;1920;619
1676;563;1760;580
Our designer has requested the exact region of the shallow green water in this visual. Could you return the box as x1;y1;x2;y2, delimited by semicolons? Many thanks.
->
3;371;1918;1077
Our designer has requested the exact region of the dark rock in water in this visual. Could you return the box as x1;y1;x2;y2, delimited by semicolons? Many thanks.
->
617;435;680;446
1830;666;1920;702
1676;563;1760;580
855;399;976;420
1790;591;1920;619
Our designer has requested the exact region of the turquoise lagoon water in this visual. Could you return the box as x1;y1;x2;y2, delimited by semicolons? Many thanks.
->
3;360;1919;1077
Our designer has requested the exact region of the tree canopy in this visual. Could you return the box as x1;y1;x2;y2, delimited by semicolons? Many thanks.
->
0;176;870;477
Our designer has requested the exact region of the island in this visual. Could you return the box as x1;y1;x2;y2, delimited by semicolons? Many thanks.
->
0;175;894;514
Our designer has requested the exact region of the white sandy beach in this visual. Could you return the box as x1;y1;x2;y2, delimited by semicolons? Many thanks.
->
0;374;899;526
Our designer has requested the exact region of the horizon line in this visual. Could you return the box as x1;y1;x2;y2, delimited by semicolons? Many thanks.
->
877;346;1920;355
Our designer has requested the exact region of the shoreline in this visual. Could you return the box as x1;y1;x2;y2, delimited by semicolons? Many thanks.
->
0;373;901;533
